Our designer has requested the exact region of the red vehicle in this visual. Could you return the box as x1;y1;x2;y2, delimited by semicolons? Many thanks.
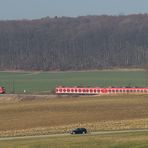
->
55;86;148;95
0;86;5;94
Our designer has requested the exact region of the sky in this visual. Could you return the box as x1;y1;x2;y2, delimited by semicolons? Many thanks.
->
0;0;148;20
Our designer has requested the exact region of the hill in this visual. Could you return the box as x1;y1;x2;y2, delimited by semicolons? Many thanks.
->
0;14;148;70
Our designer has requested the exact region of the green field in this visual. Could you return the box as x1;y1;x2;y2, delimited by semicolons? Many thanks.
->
1;132;148;148
0;70;147;94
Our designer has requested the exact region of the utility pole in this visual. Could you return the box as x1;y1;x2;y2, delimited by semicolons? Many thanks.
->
10;80;15;94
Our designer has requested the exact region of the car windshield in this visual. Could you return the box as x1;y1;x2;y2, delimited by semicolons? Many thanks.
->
75;128;79;130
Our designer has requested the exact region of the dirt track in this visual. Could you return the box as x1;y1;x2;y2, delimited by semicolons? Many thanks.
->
0;129;148;141
0;94;58;101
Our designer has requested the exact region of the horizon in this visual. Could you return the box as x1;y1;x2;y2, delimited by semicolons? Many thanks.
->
0;0;148;20
0;13;148;21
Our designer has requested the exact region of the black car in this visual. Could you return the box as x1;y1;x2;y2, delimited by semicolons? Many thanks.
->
70;128;87;134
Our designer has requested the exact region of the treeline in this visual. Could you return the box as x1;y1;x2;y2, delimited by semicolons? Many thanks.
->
0;14;148;70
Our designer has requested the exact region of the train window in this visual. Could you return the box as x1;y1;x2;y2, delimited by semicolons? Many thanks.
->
86;89;89;92
79;89;81;92
90;89;93;92
59;89;62;92
97;89;100;92
94;89;96;93
120;90;122;92
75;89;77;92
83;89;86;92
63;89;66;92
71;89;74;92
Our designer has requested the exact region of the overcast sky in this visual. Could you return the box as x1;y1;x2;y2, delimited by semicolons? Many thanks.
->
0;0;148;20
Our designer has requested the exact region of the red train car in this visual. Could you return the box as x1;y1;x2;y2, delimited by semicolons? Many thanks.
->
55;86;148;95
0;86;5;94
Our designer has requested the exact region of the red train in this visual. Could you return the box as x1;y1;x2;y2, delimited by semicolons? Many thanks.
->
55;86;148;95
0;86;5;94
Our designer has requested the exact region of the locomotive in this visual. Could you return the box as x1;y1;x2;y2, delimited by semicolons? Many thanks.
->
0;86;5;94
55;86;148;95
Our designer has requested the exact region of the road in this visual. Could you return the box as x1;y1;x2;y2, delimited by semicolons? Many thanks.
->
0;129;148;141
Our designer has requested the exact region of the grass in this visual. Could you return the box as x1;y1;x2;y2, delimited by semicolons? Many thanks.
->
0;70;147;93
1;94;148;137
1;132;148;148
0;70;147;147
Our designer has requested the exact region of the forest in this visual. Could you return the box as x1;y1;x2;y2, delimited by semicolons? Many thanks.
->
0;14;148;70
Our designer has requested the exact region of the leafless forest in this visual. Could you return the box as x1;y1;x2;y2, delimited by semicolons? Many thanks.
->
0;14;148;70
